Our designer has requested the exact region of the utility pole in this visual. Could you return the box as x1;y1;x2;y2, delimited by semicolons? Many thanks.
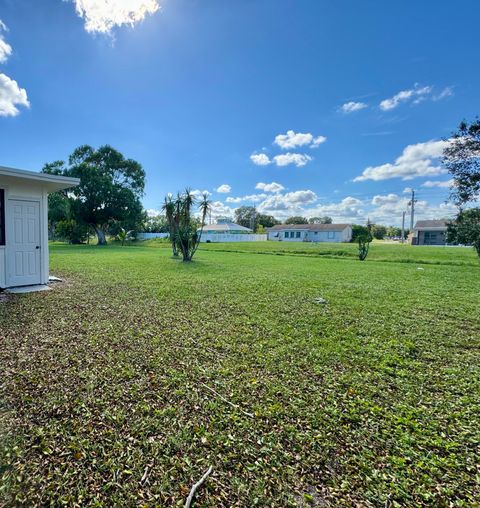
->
401;211;406;244
408;189;417;231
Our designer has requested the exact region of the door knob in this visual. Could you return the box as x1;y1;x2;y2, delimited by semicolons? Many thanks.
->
36;245;40;249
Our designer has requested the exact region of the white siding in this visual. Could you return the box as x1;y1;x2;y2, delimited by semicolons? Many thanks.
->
0;248;5;287
268;226;352;243
137;232;169;240
200;233;267;243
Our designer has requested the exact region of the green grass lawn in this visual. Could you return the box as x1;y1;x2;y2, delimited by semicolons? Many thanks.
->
1;242;479;506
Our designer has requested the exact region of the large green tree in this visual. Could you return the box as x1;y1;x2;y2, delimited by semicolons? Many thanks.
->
309;216;332;224
447;208;480;257
284;216;308;225
443;118;480;205
143;214;169;233
257;213;279;228
43;145;145;245
371;224;387;240
387;226;401;238
233;207;278;230
234;206;256;229
443;119;480;258
43;161;70;239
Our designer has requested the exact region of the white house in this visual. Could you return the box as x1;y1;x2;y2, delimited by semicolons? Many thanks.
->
0;166;79;289
197;222;267;243
201;222;253;234
267;223;352;243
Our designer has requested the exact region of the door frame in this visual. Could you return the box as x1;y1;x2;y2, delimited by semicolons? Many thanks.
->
6;195;44;287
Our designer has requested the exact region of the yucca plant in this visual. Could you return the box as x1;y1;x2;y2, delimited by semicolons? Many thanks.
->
163;189;211;262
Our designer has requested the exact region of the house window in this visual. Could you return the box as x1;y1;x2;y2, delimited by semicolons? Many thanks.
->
328;231;335;239
0;189;5;246
296;231;301;238
424;231;439;243
284;231;289;238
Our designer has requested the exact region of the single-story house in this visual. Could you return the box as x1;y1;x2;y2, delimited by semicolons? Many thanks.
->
200;222;253;234
0;166;79;289
411;220;449;246
267;223;352;243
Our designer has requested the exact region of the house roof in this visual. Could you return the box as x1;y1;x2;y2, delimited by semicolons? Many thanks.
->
0;165;79;192
413;220;449;231
267;223;351;232
200;222;253;232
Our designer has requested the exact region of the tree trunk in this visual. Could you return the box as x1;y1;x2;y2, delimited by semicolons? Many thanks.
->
474;240;480;258
178;239;191;261
94;226;107;245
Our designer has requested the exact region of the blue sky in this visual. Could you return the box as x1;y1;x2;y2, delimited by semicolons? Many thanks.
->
0;0;478;225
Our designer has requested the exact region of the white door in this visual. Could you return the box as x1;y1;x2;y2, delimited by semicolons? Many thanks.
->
7;200;41;286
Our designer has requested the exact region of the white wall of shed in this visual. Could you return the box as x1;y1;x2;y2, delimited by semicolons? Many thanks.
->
0;177;50;288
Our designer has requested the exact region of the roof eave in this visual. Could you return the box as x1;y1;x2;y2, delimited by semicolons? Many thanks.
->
415;227;448;231
0;165;80;191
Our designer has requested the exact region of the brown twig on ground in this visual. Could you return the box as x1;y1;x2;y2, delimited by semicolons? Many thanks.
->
140;465;150;485
184;465;213;508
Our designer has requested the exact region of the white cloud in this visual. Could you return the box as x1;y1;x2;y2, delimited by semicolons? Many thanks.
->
251;151;313;168
250;153;271;166
0;73;30;117
340;101;367;113
0;22;29;117
273;153;312;167
368;193;457;225
354;139;449;182
311;135;327;147
215;181;458;225
369;195;412;223
243;193;267;202
208;200;236;218
68;0;161;34
0;20;12;64
226;193;267;204
217;182;457;225
146;208;161;217
422;179;454;188
258;190;317;213
274;130;327;149
380;85;432;111
225;196;242;204
371;193;402;206
302;197;365;222
216;184;231;193
255;181;285;193
190;189;210;198
433;86;454;101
